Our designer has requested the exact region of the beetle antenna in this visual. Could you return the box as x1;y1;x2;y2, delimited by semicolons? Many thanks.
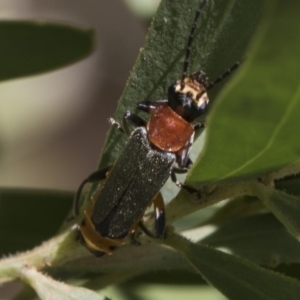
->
182;0;208;81
206;61;242;91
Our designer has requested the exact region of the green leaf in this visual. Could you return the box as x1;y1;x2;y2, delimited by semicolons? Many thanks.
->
10;285;37;300
98;0;264;168
0;188;72;254
253;184;300;239
20;266;108;300
204;196;265;223
164;233;300;300
202;214;300;266
0;21;94;82
189;0;300;184
276;176;300;197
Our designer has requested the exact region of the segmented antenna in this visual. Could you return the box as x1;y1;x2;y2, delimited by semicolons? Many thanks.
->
206;61;241;91
182;0;208;81
195;61;242;100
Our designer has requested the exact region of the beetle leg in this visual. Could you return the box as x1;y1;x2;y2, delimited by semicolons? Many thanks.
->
172;167;189;174
138;221;156;238
171;170;201;197
176;123;203;168
185;158;193;169
137;100;168;113
109;117;125;135
123;111;147;136
176;134;194;168
193;122;205;131
130;231;142;245
137;193;166;238
73;165;112;217
109;112;147;137
153;193;166;238
173;128;202;196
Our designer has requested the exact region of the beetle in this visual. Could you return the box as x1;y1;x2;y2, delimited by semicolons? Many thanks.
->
74;0;240;256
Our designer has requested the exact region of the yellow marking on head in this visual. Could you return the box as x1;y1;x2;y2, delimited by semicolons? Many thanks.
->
175;77;209;108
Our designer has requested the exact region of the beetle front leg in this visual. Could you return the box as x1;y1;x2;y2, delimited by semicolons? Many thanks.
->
109;111;147;137
122;111;147;136
194;122;205;131
137;100;168;113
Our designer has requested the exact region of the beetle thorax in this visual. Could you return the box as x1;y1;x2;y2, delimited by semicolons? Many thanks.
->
147;103;194;153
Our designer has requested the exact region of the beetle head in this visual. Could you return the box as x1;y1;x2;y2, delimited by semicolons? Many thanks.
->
168;70;209;122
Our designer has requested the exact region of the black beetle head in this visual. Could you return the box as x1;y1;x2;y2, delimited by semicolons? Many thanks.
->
168;70;209;122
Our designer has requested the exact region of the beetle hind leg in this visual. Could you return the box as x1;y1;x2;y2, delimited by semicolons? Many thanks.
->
73;165;112;217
